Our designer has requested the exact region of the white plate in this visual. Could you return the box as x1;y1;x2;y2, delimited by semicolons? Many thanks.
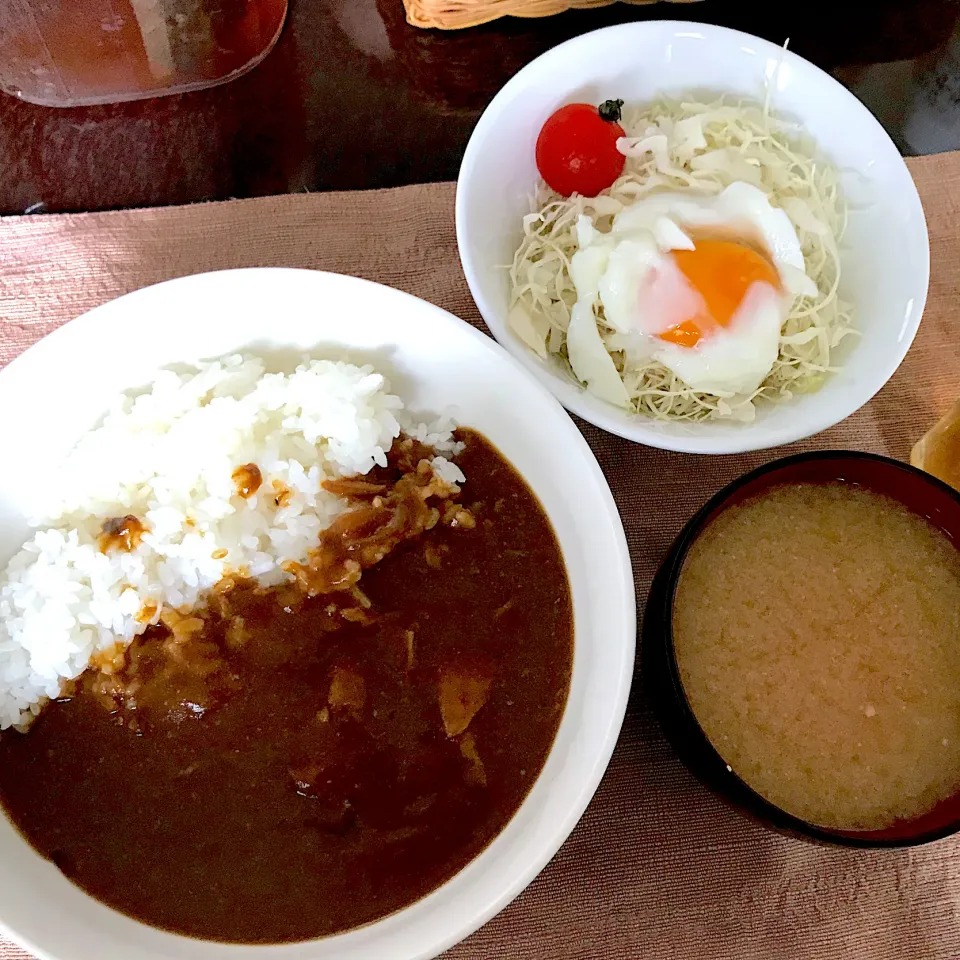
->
0;268;635;960
457;21;929;454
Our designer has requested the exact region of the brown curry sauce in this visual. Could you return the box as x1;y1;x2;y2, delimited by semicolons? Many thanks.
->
0;430;573;944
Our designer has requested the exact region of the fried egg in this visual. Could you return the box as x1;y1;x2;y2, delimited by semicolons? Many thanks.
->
566;182;816;400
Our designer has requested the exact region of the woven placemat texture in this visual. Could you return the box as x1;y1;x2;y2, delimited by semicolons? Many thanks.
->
0;153;958;959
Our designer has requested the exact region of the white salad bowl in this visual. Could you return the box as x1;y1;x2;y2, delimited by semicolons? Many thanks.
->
0;268;635;960
456;21;929;454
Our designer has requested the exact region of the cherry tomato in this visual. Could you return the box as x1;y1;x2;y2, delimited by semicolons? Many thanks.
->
535;99;626;198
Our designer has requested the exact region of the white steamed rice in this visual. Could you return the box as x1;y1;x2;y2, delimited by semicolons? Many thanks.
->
0;354;464;730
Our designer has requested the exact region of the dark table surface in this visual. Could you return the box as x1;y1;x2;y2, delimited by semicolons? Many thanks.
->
2;0;960;215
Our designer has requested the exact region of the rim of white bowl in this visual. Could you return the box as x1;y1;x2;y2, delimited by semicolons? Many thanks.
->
456;20;930;455
0;268;637;960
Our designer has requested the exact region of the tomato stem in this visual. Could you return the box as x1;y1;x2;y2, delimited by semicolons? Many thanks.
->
598;99;624;123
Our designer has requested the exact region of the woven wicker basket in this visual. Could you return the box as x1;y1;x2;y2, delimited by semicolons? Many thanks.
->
404;0;702;30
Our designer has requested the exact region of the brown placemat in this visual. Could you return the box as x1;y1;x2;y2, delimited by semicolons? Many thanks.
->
1;155;959;960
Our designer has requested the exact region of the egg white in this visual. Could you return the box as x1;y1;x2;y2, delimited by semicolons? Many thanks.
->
609;181;816;300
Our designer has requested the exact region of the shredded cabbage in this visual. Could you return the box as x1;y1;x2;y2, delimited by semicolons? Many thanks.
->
508;96;855;422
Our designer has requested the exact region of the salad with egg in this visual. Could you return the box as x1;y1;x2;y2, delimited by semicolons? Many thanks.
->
509;96;853;421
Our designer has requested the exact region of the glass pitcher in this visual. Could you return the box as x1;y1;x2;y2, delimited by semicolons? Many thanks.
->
0;0;287;107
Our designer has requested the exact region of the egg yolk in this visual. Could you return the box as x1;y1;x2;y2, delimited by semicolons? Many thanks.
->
659;239;781;348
